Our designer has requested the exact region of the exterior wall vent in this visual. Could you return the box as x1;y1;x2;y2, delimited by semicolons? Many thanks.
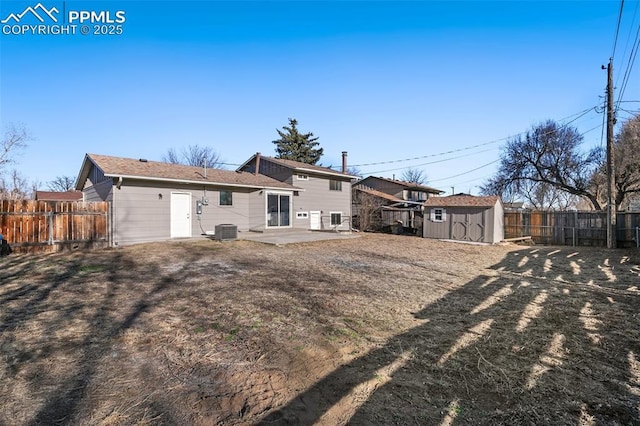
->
214;224;237;241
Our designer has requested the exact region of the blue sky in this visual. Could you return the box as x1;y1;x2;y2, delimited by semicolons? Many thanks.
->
1;1;638;194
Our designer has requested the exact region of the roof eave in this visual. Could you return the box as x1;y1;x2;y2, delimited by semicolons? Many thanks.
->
102;173;303;191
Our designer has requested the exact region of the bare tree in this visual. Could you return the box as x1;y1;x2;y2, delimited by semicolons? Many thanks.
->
0;170;30;200
352;190;384;231
0;124;33;200
481;120;603;210
1;124;31;173
162;145;223;168
589;114;640;210
347;166;362;178
47;175;76;192
401;168;428;184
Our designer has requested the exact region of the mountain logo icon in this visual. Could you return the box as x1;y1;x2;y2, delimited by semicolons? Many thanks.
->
1;3;59;24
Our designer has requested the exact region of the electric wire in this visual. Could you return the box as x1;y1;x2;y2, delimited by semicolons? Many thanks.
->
612;0;626;58
351;106;599;168
616;19;640;107
614;0;640;104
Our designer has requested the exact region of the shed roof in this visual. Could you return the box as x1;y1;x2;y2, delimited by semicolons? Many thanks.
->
424;195;501;208
76;154;299;191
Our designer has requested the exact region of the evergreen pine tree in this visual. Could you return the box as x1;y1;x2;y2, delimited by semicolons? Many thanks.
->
272;118;323;165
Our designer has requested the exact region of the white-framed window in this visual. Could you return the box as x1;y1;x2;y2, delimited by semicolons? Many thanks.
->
296;174;309;180
329;180;342;191
296;211;309;219
220;190;233;206
266;191;292;228
330;212;342;226
431;208;446;222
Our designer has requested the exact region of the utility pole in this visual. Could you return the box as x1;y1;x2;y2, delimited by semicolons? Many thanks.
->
606;58;616;249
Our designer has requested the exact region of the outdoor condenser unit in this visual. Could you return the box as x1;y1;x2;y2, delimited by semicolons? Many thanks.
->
214;224;238;241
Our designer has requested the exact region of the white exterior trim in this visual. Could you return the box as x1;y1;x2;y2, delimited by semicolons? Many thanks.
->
265;190;294;229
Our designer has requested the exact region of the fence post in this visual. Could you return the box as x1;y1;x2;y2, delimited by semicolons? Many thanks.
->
636;226;639;249
48;212;54;245
572;227;576;247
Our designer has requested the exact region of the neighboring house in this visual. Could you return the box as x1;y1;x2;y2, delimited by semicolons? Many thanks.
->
423;194;504;244
352;177;444;232
237;153;356;232
34;191;83;201
355;176;443;206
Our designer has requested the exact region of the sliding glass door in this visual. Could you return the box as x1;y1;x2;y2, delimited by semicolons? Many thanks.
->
267;193;291;227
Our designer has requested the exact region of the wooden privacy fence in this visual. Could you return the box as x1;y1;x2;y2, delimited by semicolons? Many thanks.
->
505;210;640;247
0;200;110;253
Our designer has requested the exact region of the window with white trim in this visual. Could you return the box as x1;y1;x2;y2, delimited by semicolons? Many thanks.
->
329;180;342;191
330;212;342;226
220;190;233;206
296;174;309;180
296;212;309;219
431;208;446;222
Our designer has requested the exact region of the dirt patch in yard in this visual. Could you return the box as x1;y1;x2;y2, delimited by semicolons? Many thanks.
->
1;234;639;425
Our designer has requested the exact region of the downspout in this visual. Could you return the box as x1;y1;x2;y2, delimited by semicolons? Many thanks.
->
113;176;122;246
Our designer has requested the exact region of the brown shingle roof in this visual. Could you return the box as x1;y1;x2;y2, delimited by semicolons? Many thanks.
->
424;195;501;208
355;187;404;203
359;176;444;194
87;154;297;190
243;155;356;178
35;191;83;201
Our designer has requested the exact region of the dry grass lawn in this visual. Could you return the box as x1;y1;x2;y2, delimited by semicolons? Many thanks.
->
1;234;639;425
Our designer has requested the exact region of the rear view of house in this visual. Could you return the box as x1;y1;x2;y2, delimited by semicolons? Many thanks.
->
76;154;300;246
238;153;355;232
75;153;355;246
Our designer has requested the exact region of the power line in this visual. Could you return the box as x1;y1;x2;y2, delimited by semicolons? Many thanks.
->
616;17;640;107
614;0;639;94
425;124;603;186
352;106;599;168
612;0;626;58
428;159;500;183
364;148;496;175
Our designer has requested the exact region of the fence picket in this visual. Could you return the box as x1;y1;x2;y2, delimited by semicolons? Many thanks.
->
0;200;109;253
505;211;640;247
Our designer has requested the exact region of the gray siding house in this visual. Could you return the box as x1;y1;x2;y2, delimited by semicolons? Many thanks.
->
238;153;355;231
355;176;443;205
423;195;504;244
76;154;302;246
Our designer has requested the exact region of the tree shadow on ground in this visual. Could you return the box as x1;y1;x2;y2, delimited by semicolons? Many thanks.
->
0;246;211;425
259;246;640;425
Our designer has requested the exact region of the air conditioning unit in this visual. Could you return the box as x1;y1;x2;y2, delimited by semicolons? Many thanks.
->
214;224;238;241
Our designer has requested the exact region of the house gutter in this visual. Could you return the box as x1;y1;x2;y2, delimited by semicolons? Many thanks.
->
103;173;304;192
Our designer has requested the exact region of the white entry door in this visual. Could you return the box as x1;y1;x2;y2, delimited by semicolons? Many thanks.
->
310;211;321;230
171;192;191;238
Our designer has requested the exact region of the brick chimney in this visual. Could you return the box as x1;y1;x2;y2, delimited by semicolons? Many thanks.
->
254;152;261;175
342;151;348;174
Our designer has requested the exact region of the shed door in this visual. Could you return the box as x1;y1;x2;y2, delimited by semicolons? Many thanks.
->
451;210;485;242
171;192;191;238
